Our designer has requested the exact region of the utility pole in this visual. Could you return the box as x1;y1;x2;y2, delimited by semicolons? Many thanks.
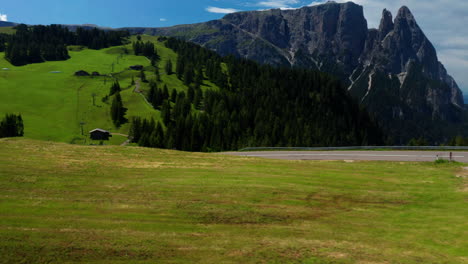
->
91;93;97;106
80;122;86;136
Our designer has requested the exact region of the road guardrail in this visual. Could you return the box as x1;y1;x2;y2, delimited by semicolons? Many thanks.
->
238;146;468;151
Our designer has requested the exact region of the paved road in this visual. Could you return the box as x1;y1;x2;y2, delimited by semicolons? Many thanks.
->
223;151;468;162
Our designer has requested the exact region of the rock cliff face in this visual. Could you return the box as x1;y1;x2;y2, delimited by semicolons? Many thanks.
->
123;2;464;142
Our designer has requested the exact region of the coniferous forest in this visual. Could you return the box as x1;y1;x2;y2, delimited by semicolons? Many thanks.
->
1;24;128;66
129;38;383;152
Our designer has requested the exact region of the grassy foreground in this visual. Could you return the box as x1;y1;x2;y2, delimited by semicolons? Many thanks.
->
0;138;467;263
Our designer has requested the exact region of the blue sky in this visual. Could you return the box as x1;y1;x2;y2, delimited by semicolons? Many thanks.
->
1;0;467;92
0;0;315;28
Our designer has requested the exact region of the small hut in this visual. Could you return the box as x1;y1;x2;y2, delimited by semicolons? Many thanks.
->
129;65;144;71
75;70;90;76
89;128;112;140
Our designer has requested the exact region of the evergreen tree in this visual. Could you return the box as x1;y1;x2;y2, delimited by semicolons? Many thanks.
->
109;80;121;96
110;92;126;127
165;60;173;75
140;70;147;83
170;89;178;103
154;122;165;148
183;65;194;85
0;114;24;138
161;100;172;125
154;66;161;81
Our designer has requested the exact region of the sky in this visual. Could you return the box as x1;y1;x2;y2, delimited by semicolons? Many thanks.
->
1;0;467;92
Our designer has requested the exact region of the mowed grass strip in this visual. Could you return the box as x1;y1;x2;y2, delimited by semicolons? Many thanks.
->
0;138;467;263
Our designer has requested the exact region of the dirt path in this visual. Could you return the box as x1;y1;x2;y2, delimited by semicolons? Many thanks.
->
120;139;131;146
133;79;142;93
112;133;129;137
133;78;154;108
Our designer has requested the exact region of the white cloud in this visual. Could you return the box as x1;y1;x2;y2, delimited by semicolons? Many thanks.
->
160;18;167;22
206;6;241;14
258;0;300;8
307;0;468;92
0;13;7;22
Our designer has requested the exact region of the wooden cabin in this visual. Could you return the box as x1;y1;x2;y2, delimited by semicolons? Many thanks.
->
89;128;112;141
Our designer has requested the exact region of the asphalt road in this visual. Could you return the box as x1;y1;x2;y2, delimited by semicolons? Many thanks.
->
223;151;468;162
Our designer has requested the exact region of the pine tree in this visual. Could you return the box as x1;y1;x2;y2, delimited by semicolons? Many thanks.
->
154;66;161;81
165;60;173;75
0;114;24;138
154;122;165;148
170;89;178;103
188;86;195;102
183;65;194;85
129;117;142;143
110;92;126;127
109;80;121;96
140;70;147;83
163;85;169;101
161;100;172;125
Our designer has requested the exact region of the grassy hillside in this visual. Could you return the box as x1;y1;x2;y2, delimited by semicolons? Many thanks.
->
0;35;217;145
0;27;15;34
0;138;467;263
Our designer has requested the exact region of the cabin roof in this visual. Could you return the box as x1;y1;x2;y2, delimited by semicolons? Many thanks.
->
89;128;110;133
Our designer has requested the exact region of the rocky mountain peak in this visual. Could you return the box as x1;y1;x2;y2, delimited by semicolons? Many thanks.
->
394;6;420;33
396;6;415;20
378;9;394;39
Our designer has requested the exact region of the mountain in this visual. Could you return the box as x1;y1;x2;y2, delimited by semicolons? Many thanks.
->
123;2;464;143
0;21;17;27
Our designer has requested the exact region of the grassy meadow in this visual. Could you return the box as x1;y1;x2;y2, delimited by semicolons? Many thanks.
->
0;35;218;145
0;138;467;263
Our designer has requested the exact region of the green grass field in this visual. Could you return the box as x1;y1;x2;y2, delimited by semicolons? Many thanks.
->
0;27;16;34
0;35;216;145
0;138;466;263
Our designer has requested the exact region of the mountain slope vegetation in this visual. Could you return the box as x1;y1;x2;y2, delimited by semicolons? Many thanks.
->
131;37;383;151
0;29;383;150
0;35;182;145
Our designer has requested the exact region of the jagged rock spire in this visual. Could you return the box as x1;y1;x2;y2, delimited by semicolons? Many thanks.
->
378;9;394;40
396;6;415;20
394;6;419;31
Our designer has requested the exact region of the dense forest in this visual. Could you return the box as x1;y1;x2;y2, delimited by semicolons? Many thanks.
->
1;24;129;66
129;38;383;152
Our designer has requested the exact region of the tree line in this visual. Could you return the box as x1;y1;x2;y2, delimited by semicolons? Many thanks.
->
2;24;129;66
128;38;383;151
0;114;24;138
132;39;160;67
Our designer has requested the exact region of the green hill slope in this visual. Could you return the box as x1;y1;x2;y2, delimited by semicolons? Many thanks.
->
0;35;218;145
0;138;467;263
